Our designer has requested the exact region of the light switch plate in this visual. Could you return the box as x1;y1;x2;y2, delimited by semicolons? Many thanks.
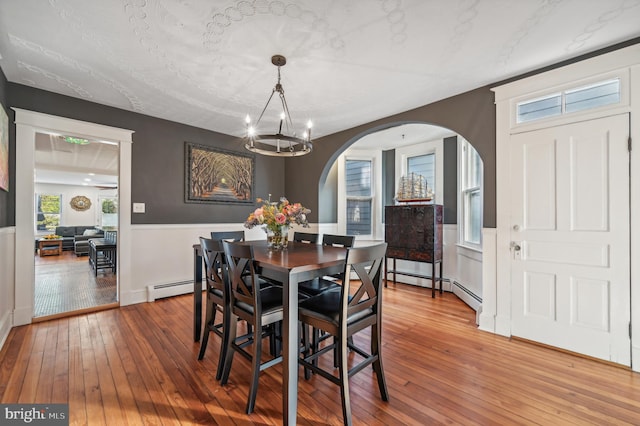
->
133;202;145;213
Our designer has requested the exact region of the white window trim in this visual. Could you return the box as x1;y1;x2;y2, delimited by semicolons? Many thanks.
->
337;149;382;240
395;139;444;205
457;138;483;251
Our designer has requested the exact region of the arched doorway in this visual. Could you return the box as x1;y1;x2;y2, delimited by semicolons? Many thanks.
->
318;122;485;311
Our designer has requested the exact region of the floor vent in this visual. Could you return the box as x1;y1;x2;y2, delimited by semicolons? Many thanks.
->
147;280;201;302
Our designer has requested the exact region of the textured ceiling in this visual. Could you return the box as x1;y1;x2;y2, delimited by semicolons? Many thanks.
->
1;0;639;144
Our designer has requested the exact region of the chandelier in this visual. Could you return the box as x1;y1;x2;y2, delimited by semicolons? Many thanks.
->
244;55;313;157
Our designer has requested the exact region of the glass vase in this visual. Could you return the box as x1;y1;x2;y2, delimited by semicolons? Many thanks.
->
265;225;289;251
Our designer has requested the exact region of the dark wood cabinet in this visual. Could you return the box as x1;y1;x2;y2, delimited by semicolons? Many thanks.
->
384;204;443;297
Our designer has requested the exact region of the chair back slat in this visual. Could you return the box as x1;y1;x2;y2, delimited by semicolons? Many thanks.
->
342;243;387;320
211;230;245;242
222;241;257;307
322;234;355;248
293;232;319;244
199;237;226;294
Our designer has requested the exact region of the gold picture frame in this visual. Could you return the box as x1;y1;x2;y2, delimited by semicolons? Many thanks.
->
70;195;92;211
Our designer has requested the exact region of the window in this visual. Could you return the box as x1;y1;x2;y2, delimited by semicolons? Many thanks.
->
345;159;372;235
36;194;61;232
459;140;482;248
516;78;621;123
407;153;435;196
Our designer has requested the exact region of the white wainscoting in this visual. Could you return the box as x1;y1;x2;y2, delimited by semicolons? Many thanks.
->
0;227;16;351
133;223;324;303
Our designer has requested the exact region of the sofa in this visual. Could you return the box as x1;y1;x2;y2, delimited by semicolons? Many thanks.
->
54;226;103;253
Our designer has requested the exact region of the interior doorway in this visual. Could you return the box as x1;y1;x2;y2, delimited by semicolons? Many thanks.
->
33;132;119;318
13;109;133;327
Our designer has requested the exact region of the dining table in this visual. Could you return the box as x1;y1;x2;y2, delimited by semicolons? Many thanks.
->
192;239;347;425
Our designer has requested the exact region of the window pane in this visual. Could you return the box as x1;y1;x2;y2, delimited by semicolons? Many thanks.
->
517;94;561;123
347;199;371;235
464;190;481;244
464;144;481;188
407;154;435;192
565;79;620;113
36;194;61;231
346;160;371;196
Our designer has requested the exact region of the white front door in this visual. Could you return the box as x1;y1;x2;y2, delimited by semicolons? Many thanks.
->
509;114;630;365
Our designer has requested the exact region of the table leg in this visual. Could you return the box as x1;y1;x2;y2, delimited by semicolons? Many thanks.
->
193;248;203;342
282;273;299;425
439;260;443;294
384;256;387;288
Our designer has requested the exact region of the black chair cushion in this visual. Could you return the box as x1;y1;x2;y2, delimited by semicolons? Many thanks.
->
235;286;283;316
208;287;224;298
298;290;371;326
298;277;340;297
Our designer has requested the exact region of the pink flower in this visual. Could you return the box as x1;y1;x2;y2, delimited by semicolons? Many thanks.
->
275;212;287;224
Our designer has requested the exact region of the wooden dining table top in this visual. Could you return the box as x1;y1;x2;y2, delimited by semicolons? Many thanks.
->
246;240;347;272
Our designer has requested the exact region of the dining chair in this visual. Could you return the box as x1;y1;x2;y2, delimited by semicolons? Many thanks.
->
197;237;231;380
322;233;355;249
298;233;355;297
292;231;319;244
299;233;356;368
211;230;245;242
219;240;284;414
297;242;389;426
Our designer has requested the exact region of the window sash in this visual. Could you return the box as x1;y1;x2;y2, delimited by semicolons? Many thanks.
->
407;153;435;193
345;158;374;237
516;78;621;123
36;194;62;232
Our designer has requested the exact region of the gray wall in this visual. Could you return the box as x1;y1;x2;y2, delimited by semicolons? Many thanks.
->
3;38;637;229
6;84;285;224
287;86;496;227
0;67;10;227
443;135;458;224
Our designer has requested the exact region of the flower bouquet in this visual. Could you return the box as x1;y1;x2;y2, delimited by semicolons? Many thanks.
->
245;195;310;250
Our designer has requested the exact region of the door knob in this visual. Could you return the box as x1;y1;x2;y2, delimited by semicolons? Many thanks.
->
510;241;521;251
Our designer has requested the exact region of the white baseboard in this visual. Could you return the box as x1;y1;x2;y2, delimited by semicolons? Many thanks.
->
0;310;12;352
119;289;148;306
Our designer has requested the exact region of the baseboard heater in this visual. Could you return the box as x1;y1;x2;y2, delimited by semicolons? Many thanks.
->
451;280;482;313
147;280;203;302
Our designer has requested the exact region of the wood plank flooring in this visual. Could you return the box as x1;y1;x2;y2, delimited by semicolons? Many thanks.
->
2;283;640;425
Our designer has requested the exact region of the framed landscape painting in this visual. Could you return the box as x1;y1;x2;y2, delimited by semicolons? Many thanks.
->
0;107;8;191
185;142;254;204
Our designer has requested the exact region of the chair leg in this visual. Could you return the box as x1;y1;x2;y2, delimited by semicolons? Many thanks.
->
219;315;238;385
215;306;231;380
197;298;214;360
371;323;389;401
246;319;263;414
300;323;313;380
338;334;353;426
312;328;321;371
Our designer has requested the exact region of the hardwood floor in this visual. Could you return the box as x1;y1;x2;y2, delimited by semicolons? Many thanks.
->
2;283;640;425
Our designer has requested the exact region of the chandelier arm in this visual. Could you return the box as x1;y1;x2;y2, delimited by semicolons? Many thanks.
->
255;88;278;125
279;92;296;135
